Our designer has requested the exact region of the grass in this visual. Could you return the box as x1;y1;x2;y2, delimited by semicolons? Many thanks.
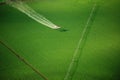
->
0;0;120;80
64;3;99;80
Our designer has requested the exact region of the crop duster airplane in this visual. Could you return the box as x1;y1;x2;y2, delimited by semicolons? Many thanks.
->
0;0;68;32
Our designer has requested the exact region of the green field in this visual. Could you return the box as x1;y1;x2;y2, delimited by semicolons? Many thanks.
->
0;0;120;80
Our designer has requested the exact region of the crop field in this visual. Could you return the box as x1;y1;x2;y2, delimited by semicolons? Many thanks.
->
0;0;120;80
